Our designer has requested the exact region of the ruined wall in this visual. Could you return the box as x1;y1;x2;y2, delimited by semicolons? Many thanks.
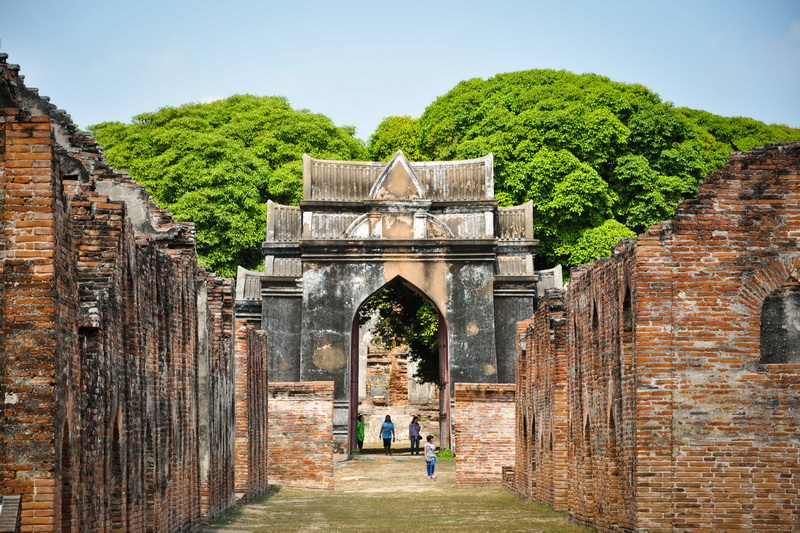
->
514;142;800;532
232;320;269;497
200;275;237;518
513;291;574;512
267;382;334;490
0;109;77;532
563;255;637;531
0;56;265;531
633;142;800;532
453;383;515;487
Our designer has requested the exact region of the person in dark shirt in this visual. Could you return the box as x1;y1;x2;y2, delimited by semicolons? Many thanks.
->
409;416;421;455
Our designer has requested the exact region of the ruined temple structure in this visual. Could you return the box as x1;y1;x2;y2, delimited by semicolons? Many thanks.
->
1;56;269;531
510;142;800;531
3;49;800;532
235;151;539;450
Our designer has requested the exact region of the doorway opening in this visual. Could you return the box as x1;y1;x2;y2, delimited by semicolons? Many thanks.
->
349;277;450;456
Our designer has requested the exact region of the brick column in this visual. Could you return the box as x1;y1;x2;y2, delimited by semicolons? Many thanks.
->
454;383;516;487
0;111;60;531
267;382;334;490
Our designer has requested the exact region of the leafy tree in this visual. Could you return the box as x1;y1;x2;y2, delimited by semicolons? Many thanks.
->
371;70;800;269
677;108;800;153
90;95;366;276
565;219;636;266
358;280;440;385
367;116;425;161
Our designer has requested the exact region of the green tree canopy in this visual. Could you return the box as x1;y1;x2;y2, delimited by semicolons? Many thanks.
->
371;70;800;269
366;116;425;161
90;94;366;276
358;280;440;385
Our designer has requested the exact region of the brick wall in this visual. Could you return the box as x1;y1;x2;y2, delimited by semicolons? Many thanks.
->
0;110;69;532
563;254;637;531
199;275;237;518
513;292;573;511
232;320;269;498
453;383;515;487
267;382;334;490
514;142;800;532
0;56;255;531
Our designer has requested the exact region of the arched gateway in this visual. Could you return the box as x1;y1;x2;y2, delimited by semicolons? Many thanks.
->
235;151;538;452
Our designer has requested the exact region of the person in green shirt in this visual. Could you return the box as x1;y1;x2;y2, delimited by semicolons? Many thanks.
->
356;414;365;451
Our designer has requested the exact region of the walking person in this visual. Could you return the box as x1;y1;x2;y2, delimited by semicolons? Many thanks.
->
409;416;422;455
379;415;395;455
356;414;365;452
424;434;437;479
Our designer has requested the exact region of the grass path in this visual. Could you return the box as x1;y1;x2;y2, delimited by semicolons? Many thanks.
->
204;457;593;533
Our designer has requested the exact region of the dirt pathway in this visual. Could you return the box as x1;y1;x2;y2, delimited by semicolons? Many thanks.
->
204;457;592;533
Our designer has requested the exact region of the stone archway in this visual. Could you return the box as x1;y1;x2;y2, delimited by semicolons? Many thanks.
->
348;276;451;453
237;151;538;451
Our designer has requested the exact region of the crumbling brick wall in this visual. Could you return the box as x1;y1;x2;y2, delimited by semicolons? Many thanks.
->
512;292;573;511
232;319;269;498
453;383;515;487
514;142;800;532
0;55;267;532
198;274;236;519
267;382;334;490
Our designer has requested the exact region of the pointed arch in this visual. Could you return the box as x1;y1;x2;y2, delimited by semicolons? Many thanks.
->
608;407;618;454
348;275;451;453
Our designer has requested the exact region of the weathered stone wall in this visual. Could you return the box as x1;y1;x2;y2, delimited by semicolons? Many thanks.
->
0;56;267;531
453;383;515;487
267;382;334;490
514;142;800;532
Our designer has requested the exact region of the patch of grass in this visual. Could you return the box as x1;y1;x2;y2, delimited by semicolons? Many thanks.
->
208;486;280;527
210;459;594;533
208;505;243;527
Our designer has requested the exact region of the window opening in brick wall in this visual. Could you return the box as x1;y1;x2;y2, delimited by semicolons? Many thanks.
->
522;414;528;441
529;413;537;474
584;417;591;458
621;284;633;368
110;411;126;530
144;422;155;528
622;285;632;333
760;278;800;364
608;410;618;457
592;301;601;365
350;277;449;455
60;424;74;533
573;314;583;408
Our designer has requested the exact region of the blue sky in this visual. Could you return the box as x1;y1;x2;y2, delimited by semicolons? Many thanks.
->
2;0;799;140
